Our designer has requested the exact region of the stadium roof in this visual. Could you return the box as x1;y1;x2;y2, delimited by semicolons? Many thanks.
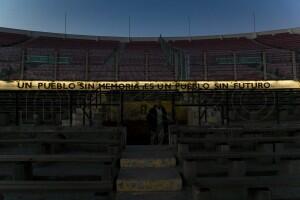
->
1;26;300;42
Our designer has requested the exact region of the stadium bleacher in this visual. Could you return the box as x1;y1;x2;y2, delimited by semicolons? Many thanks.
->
0;32;29;47
0;27;298;81
168;125;300;199
256;33;300;50
0;126;125;199
1;27;300;200
24;36;120;49
171;37;265;51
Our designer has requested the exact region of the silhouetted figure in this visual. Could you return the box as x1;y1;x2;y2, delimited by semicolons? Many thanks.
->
147;100;168;145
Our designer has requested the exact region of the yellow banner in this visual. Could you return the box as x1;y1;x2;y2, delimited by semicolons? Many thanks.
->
0;80;299;91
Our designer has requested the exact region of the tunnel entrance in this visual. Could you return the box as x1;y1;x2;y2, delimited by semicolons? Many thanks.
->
0;80;300;145
0;89;299;145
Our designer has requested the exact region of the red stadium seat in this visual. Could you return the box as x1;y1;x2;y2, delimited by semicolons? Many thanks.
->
0;28;298;81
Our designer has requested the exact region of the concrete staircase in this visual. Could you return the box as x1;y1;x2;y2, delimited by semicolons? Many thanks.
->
116;145;185;200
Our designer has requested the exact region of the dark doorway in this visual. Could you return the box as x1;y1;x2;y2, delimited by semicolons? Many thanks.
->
122;93;173;145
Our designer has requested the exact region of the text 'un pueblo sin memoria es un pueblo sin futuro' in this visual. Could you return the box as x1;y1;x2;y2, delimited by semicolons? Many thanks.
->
16;81;273;90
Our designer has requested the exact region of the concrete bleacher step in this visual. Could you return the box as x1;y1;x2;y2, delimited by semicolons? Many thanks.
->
121;145;176;168
116;191;188;200
32;163;110;177
5;192;111;200
117;168;182;192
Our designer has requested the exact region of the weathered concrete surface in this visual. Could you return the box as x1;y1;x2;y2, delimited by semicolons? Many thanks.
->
117;168;182;192
121;157;176;168
116;191;188;200
121;145;176;168
121;152;176;168
117;145;182;193
124;145;174;152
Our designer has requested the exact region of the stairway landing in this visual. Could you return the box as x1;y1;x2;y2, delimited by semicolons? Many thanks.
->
116;145;185;199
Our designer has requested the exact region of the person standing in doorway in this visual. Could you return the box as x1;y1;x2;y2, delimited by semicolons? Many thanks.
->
146;100;168;145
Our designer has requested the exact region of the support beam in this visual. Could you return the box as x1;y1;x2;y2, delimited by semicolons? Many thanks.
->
174;52;179;80
203;52;208;80
54;51;58;80
263;52;267;80
145;53;149;80
185;54;190;80
85;51;89;81
114;52;119;81
180;52;184;80
292;51;297;80
20;49;25;80
233;52;237;80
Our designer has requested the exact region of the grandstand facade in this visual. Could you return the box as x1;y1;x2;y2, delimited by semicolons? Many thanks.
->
0;27;299;81
1;27;300;200
0;27;300;130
